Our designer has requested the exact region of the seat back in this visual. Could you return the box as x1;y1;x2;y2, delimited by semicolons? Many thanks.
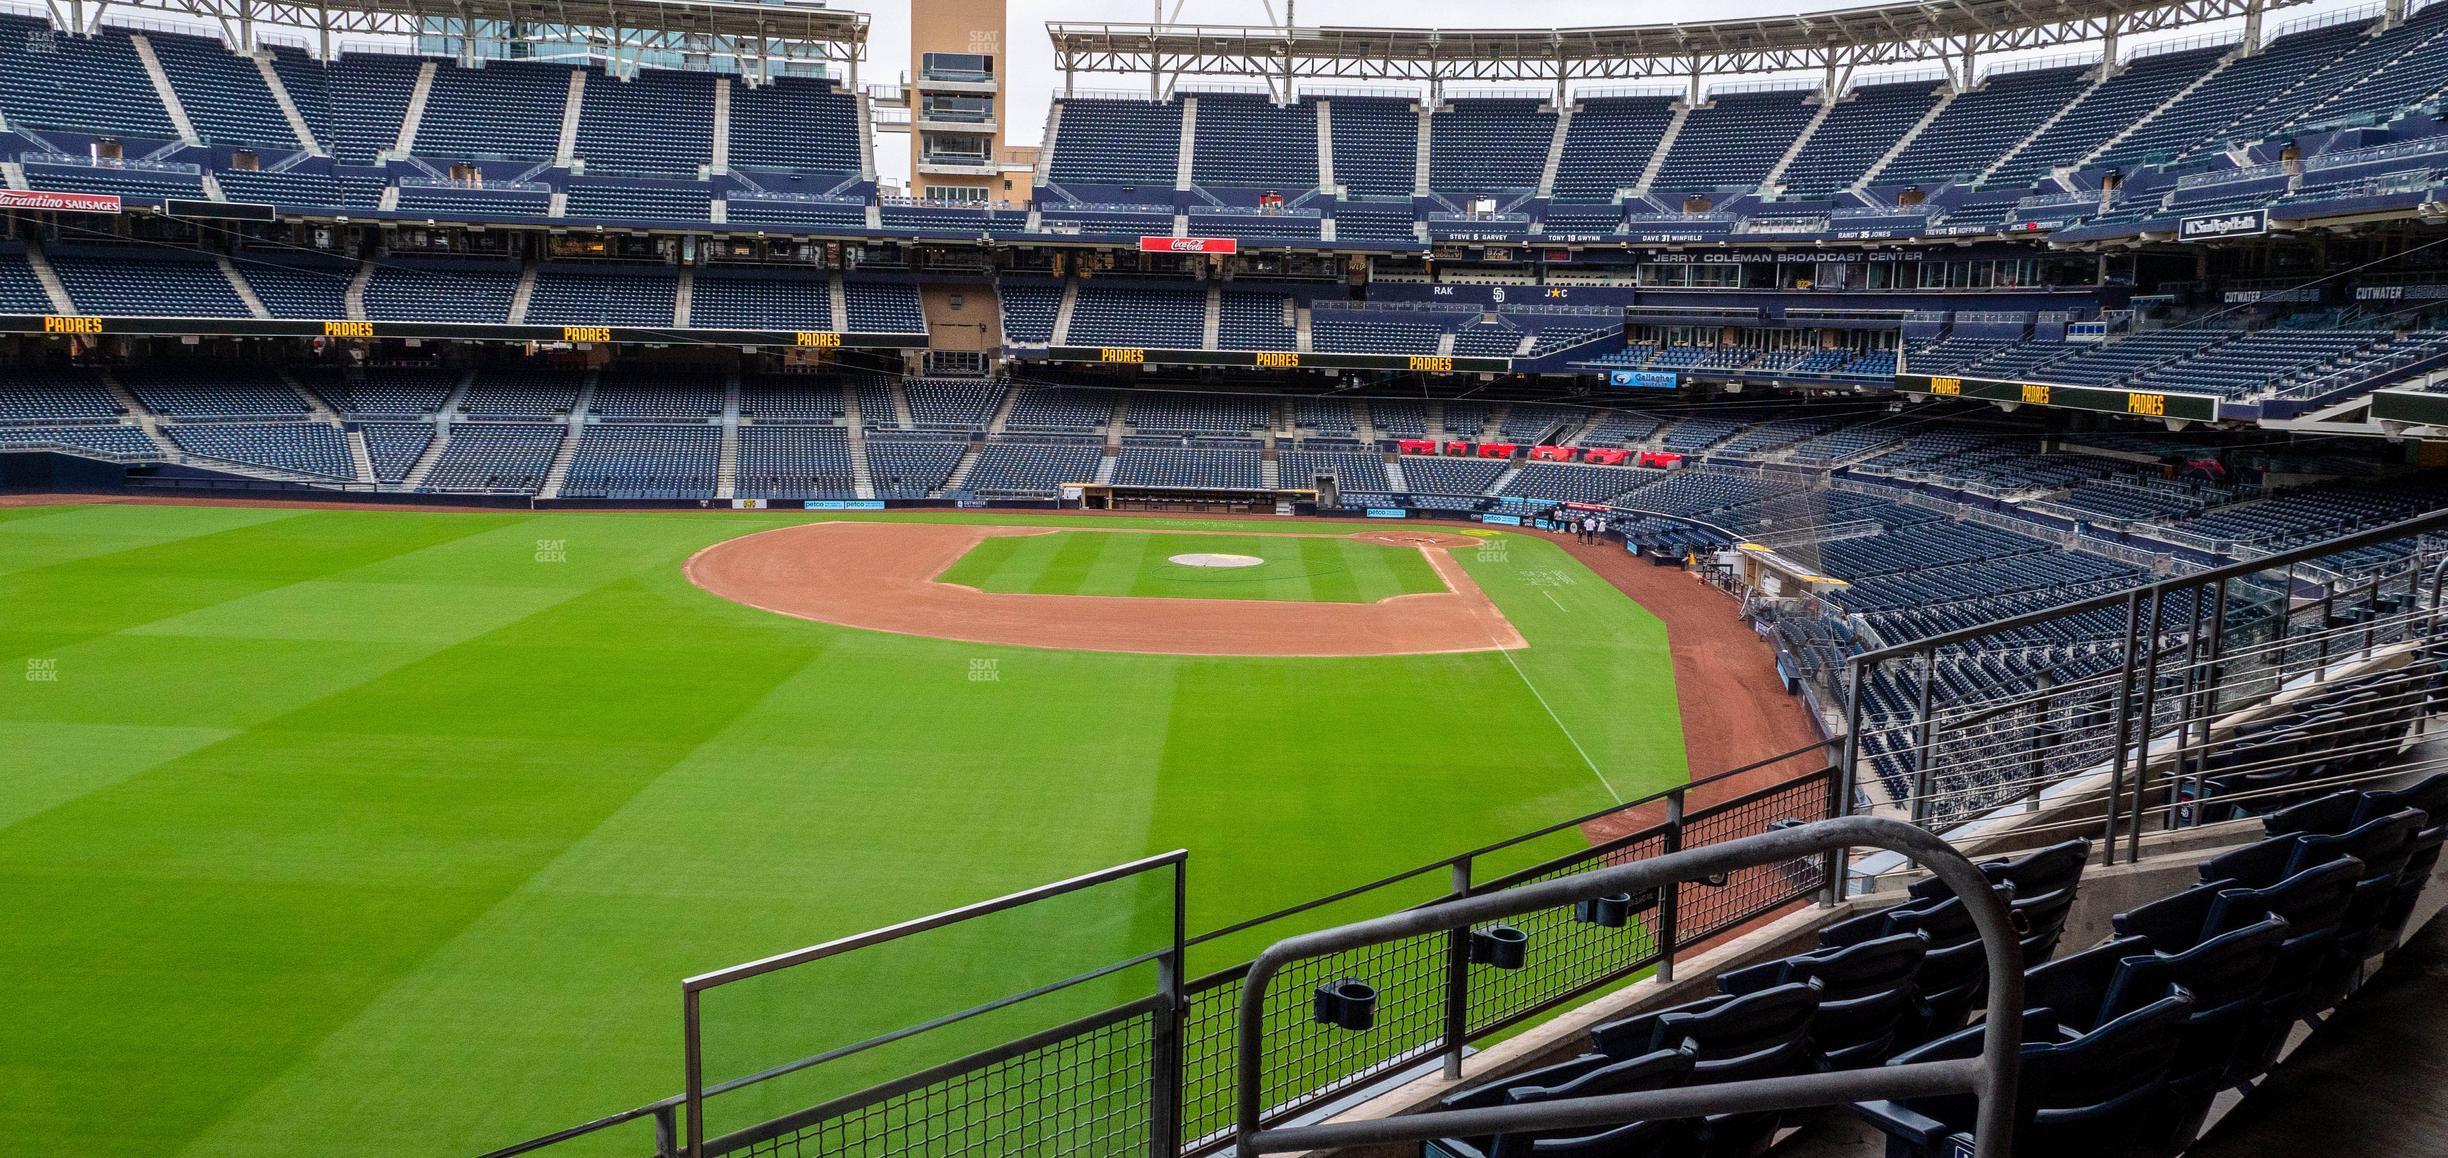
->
2021;992;2193;1116
2113;881;2225;953
1651;981;1817;1064
1444;1047;1694;1158
2198;834;2299;890
1785;934;1925;1066
2127;915;2286;1015
2208;857;2363;945
1783;932;1926;1000
2358;771;2448;826
2264;789;2362;836
1504;1046;1693;1106
1907;838;2089;902
2293;809;2425;883
2023;935;2152;1034
2013;885;2079;963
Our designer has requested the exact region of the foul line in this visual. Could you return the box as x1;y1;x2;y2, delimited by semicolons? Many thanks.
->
1493;575;1621;803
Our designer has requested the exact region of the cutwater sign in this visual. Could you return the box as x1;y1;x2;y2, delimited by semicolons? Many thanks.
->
2178;209;2267;241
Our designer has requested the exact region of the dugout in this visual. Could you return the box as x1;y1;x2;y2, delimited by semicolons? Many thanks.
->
1063;482;1318;514
1732;542;1853;602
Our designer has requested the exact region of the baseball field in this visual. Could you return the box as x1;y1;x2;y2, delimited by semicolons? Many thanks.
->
0;502;1690;1155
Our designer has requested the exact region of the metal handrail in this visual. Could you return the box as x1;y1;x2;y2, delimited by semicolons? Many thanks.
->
1230;816;2026;1157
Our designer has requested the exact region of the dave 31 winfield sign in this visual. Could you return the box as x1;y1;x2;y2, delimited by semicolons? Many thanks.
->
1137;236;1238;254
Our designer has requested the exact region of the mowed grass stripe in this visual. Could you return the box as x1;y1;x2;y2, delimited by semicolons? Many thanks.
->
1298;536;1358;603
0;503;305;578
1085;529;1154;596
942;530;1437;603
0;569;827;1156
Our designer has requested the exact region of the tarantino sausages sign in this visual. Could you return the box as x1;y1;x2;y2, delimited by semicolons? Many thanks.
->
0;189;122;214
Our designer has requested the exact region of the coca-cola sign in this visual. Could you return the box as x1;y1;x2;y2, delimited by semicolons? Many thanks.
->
1136;236;1238;254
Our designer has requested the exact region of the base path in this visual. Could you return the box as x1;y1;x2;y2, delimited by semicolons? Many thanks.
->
686;521;1527;657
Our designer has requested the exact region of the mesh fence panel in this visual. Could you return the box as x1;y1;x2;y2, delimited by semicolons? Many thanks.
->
1674;775;1833;945
1463;831;1667;1037
721;1005;1158;1158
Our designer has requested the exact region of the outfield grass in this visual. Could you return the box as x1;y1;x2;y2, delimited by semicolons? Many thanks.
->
936;529;1445;602
0;505;1687;1156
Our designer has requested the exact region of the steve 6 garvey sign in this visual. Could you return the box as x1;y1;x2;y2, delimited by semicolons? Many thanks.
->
1136;236;1238;254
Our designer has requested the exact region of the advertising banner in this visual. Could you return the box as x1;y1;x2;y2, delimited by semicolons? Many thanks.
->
0;189;122;214
1136;236;1238;254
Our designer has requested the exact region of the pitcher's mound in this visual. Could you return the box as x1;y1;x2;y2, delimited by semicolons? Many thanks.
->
1169;552;1266;568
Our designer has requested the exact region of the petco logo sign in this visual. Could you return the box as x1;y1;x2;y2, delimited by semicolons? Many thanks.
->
1136;236;1238;254
2179;210;2267;241
0;189;122;214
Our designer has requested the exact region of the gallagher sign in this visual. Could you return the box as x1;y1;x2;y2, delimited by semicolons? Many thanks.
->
2178;209;2267;241
0;189;122;214
1137;236;1238;254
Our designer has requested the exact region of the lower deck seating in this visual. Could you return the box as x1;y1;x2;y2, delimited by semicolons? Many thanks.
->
165;422;353;478
421;423;564;491
561;424;720;497
736;425;855;499
964;439;1103;496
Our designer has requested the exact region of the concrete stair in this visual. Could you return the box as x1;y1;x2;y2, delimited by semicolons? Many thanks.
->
940;440;985;495
983;382;1021;434
25;243;75;314
97;371;175;455
256;53;323;154
1980;64;2118;185
842;384;877;499
393;62;438;156
2082;52;2234;167
507;261;539;324
1482;462;1523;496
1764;96;1838;188
219;256;271;319
345;427;376;484
555;69;586;164
1175;97;1199;190
1857;85;1957;187
128;35;202;144
1634;104;1691;194
1536;102;1574;197
399;421;452;489
715;374;740;499
1052;279;1080;345
888;379;915;429
344;257;374;320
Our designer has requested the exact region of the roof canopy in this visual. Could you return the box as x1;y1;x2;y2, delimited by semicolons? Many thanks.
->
53;0;864;58
1050;0;2300;86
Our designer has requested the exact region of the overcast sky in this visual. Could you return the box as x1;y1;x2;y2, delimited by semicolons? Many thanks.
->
855;0;2367;184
